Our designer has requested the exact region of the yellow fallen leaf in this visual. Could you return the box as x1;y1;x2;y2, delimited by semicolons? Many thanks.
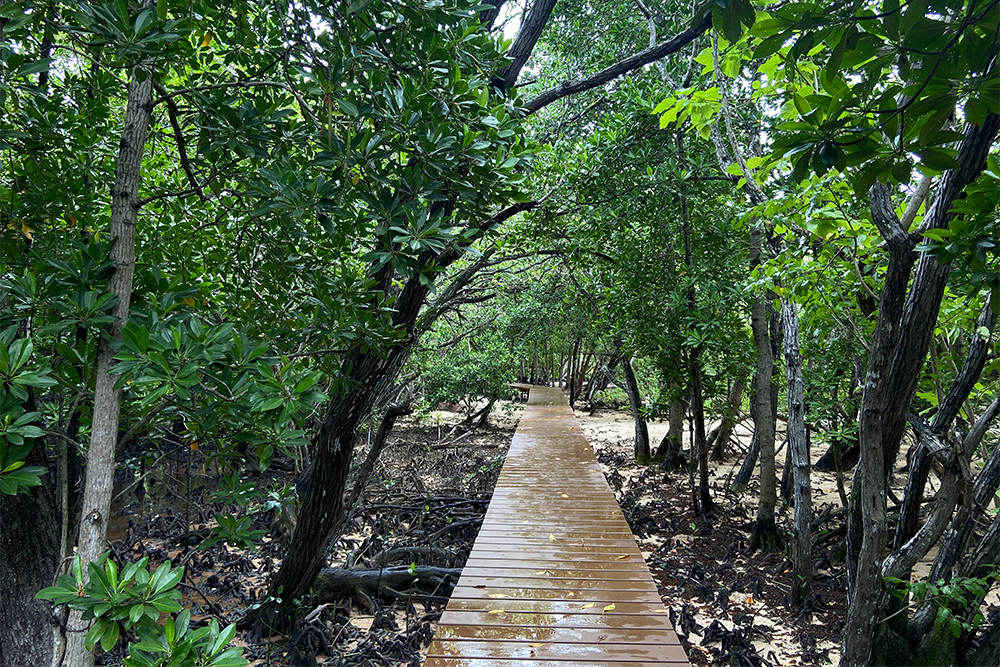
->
561;493;569;498
653;609;669;613
534;571;545;575
582;602;595;609
189;441;199;452
566;591;575;597
487;593;508;598
746;596;755;604
616;555;630;560
487;609;505;615
529;643;546;648
549;533;555;542
603;603;616;613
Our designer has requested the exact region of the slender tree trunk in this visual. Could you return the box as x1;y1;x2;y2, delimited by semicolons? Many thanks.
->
620;352;650;462
64;62;154;667
783;298;812;605
732;387;759;492
691;350;712;513
749;230;780;552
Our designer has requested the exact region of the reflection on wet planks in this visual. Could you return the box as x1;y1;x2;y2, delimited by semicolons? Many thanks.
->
424;385;691;666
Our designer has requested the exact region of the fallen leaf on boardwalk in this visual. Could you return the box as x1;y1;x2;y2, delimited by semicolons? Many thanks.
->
598;634;608;643
567;591;575;597
534;571;546;575
474;585;486;589
603;603;616;613
616;555;630;560
488;593;509;598
487;609;505;615
549;533;555;541
653;609;669;613
529;643;546;648
746;596;755;604
582;602;595;609
561;493;569;498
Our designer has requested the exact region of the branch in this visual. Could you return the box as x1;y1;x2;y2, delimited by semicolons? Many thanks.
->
868;181;913;248
901;175;932;231
523;12;712;114
496;0;558;90
152;80;206;201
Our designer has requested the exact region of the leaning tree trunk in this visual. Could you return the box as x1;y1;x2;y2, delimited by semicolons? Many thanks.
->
709;375;746;460
244;200;540;634
64;61;154;667
782;298;812;605
619;352;650;463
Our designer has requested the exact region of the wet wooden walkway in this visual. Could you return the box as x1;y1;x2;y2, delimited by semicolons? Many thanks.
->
424;385;690;666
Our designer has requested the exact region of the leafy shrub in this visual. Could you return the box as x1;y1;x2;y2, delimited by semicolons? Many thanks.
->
421;345;516;419
36;553;248;666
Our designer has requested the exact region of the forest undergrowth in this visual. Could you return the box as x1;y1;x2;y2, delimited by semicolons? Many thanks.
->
100;402;868;666
582;412;848;667
100;407;519;667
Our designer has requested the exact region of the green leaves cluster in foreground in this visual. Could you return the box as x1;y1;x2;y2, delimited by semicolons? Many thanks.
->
36;553;248;666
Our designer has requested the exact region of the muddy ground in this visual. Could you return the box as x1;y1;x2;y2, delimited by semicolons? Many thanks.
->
104;398;855;666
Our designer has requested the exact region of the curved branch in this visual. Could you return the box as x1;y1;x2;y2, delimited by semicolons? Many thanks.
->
523;12;712;115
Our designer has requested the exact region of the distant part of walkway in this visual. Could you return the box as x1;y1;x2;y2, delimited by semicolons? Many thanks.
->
424;385;690;666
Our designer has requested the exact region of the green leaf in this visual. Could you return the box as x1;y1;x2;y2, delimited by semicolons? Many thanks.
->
915;148;960;172
883;0;901;40
100;620;120;652
753;33;788;60
15;58;53;77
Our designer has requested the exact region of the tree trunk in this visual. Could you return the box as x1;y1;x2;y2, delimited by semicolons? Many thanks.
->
655;393;687;471
782;298;812;605
619;353;650;463
0;435;60;667
312;566;461;602
748;230;780;552
732;388;760;492
64;62;154;667
842;112;1000;667
710;376;745;460
691;350;712;513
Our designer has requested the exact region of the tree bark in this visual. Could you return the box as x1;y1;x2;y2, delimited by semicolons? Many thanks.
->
312;566;461;602
691;350;712;513
782;298;812;605
709;376;745;460
0;434;60;667
655;392;687;470
524;12;713;114
495;0;558;90
748;231;780;552
64;62;154;667
842;112;1000;667
620;352;650;462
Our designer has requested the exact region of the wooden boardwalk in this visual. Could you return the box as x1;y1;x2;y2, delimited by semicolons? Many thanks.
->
424;386;690;666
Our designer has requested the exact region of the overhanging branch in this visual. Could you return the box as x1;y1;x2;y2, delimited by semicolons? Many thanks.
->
523;12;712;115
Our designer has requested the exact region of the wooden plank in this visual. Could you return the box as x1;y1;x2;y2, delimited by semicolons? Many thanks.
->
424;385;690;666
